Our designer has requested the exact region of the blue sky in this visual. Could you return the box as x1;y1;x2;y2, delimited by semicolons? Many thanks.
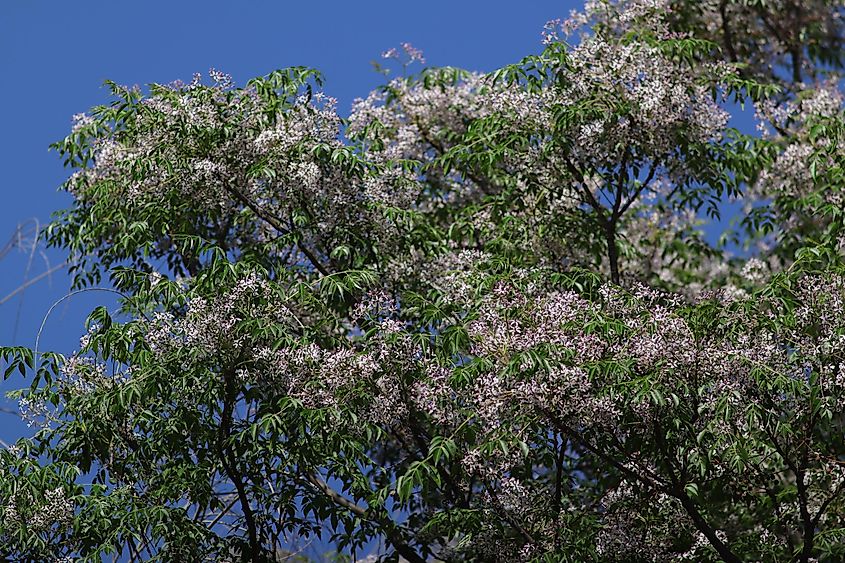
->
0;0;575;454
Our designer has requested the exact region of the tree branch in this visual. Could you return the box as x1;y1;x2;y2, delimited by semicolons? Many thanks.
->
305;471;426;563
0;262;67;306
218;366;262;562
223;183;330;276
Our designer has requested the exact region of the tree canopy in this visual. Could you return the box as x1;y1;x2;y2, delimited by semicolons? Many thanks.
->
5;1;845;561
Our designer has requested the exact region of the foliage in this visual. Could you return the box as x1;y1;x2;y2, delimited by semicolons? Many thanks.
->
4;1;845;561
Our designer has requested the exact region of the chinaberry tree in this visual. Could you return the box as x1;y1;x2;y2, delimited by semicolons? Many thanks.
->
4;0;845;561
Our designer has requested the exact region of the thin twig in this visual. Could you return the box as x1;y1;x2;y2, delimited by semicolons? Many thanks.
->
0;263;68;306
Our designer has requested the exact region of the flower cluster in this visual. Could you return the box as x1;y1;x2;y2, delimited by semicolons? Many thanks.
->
561;35;730;167
145;272;285;358
750;84;845;257
3;487;74;533
381;42;426;65
296;267;845;559
59;70;396;281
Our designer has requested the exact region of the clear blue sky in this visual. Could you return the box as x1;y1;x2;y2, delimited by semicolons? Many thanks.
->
0;0;576;448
